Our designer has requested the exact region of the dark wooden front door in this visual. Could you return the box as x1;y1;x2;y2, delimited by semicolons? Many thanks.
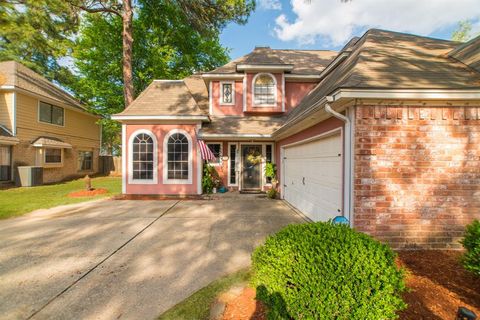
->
242;145;262;190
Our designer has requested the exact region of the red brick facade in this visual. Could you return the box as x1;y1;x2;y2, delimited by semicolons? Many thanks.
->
354;105;480;249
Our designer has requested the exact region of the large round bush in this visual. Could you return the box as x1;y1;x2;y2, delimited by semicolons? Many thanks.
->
252;222;406;319
461;219;480;276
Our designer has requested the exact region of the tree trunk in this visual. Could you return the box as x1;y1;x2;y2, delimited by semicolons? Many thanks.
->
122;0;134;107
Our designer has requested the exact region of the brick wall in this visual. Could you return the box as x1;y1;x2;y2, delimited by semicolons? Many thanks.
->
354;105;480;249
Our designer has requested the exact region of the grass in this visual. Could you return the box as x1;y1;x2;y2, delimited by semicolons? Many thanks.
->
0;176;121;219
158;269;252;320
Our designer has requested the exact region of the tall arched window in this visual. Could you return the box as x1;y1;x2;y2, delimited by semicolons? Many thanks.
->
253;73;276;105
164;130;192;183
129;130;157;183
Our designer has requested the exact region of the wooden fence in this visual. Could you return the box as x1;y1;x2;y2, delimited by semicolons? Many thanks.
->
99;156;122;176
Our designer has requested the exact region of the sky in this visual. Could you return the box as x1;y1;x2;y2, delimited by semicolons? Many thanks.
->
220;0;480;59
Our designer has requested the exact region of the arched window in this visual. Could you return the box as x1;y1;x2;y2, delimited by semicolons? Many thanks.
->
164;130;191;182
130;131;157;183
253;73;276;105
132;134;154;180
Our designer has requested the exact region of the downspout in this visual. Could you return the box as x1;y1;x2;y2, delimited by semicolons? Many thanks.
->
325;96;353;226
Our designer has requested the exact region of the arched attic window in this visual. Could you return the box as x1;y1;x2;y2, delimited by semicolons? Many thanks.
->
253;73;276;105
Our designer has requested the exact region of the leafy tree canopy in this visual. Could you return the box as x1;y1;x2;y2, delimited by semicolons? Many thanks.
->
452;20;479;42
0;0;255;152
0;0;78;88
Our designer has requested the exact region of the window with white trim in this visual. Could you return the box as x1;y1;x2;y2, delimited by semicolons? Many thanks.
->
253;74;276;105
167;133;190;180
220;82;234;104
78;151;93;171
265;144;273;184
132;133;154;180
206;143;222;165
39;102;64;126
229;144;237;185
45;148;62;164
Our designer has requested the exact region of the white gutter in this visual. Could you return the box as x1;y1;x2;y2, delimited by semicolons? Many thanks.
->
332;88;480;100
198;133;272;139
236;64;294;72
325;96;353;227
111;115;210;121
202;74;245;80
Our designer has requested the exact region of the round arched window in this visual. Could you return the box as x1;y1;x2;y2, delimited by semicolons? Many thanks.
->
253;74;276;105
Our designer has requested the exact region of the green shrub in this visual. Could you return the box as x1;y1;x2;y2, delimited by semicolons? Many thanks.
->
266;188;277;199
461;219;480;276
252;222;407;320
202;164;215;194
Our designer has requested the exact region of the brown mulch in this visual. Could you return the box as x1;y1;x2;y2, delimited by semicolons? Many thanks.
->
398;250;480;320
222;287;267;320
67;188;108;198
221;250;479;320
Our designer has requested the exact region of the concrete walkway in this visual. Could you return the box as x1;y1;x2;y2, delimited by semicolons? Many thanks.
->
0;196;303;320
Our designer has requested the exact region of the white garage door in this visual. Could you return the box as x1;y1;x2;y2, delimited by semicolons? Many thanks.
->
283;133;343;222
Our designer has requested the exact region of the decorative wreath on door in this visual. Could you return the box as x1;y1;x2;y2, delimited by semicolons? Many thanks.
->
246;149;262;165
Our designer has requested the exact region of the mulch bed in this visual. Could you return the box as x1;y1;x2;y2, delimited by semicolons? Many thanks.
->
398;250;480;320
220;250;480;320
222;287;266;320
67;188;108;198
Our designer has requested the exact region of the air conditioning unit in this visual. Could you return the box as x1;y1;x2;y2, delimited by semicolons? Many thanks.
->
15;166;43;187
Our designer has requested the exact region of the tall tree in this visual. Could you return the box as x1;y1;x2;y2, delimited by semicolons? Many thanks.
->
452;20;473;42
71;1;240;153
0;0;78;87
66;0;255;107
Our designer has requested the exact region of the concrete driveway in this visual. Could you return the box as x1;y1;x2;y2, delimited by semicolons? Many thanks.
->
0;196;303;320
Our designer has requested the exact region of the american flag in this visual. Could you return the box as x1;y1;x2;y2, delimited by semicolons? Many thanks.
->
198;140;216;161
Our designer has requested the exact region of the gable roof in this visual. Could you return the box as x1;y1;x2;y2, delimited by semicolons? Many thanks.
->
206;47;337;75
448;34;480;73
115;76;209;117
283;29;480;127
0;61;86;111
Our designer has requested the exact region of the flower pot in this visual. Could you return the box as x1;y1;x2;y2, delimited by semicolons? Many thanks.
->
213;187;217;194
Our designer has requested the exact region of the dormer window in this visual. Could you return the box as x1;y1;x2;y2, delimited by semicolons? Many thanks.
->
253;73;276;106
220;81;234;105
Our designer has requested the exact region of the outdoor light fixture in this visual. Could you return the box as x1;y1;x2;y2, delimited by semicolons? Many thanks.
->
457;307;477;320
222;156;229;161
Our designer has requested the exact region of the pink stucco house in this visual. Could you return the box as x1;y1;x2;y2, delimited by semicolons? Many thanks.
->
112;29;480;249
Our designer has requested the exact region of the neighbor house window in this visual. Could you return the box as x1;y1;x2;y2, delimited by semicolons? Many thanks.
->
206;143;222;165
39;102;64;126
132;133;154;180
265;144;273;184
253;74;276;105
229;144;237;185
78;151;93;171
220;82;234;104
45;148;62;164
167;132;190;180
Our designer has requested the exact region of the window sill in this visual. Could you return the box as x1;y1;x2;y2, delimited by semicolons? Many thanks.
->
219;103;235;106
163;178;192;185
128;178;158;185
43;163;63;168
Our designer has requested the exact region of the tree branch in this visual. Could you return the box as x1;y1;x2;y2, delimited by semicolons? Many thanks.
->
65;0;122;17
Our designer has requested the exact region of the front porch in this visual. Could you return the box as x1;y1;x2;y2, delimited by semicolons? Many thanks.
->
203;141;275;193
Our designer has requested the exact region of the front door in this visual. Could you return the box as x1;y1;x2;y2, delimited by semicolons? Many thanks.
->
242;145;262;190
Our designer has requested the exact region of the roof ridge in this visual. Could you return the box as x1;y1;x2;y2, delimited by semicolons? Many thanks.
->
365;28;457;43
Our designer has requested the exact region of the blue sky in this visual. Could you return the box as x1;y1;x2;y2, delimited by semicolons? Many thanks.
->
220;0;480;59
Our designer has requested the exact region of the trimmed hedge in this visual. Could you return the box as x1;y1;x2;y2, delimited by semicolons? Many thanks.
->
461;219;480;276
252;222;406;319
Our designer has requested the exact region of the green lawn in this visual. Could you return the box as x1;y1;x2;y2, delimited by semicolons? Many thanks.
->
158;269;252;320
0;176;121;219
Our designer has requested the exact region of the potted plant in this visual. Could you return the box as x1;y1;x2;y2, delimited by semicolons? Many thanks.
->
265;162;278;189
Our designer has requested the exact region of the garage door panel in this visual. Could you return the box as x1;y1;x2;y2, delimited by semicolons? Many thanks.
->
284;133;342;222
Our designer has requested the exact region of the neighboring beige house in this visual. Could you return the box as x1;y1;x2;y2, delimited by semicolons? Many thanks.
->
0;61;101;184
